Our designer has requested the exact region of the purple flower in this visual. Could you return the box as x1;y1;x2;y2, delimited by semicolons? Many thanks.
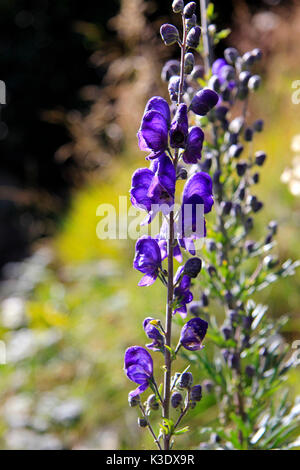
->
133;236;162;286
180;317;208;351
124;346;153;397
143;317;164;351
130;153;176;223
137;97;170;159
212;58;236;89
182;126;204;164
173;266;193;317
212;58;227;79
169;104;189;148
190;88;219;116
179;172;214;239
168;76;188;102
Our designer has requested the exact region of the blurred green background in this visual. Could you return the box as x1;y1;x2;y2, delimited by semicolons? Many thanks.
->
0;0;299;449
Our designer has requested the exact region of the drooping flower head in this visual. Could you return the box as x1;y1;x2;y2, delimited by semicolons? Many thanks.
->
143;317;164;351
124;346;153;397
173;266;193;317
180;317;208;351
169;103;189;148
133;236;162;286
179;172;214;239
130;153;176;223
137;97;170;160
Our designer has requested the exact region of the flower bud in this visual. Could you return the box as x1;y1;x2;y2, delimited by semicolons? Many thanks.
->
184;52;195;74
203;379;213;393
251;48;262;61
244;127;253;141
248;74;261;91
242;51;255;67
250;196;263;213
189;401;197;409
171;392;183;408
222;348;230;362
186;26;201;48
160;24;179;46
236;161;247;177
200;292;209;307
225;290;234;308
229;143;244;158
238;186;245;201
245;240;255;253
253;119;264;132
147;394;159;411
253;172;259;184
207;240;216;252
268;220;278;234
245;365;255;377
179;371;193;389
228;352;240;370
221;65;235;82
207;265;217;277
200;155;212;172
190;88;219;115
161;60;180;82
189;302;203;317
239;71;251;86
172;0;184;13
245;217;254;232
186;14;197;30
208;75;221;92
138;417;148;428
168;75;187;102
255;151;267;166
184;257;202;278
265;233;273;245
221;200;232;216
183;2;196;18
233;203;242;218
229;116;244;134
221;87;231;102
224;47;239;65
263;255;279;269
128;394;140;407
225;131;238;145
221;326;233;341
190;384;202;402
236;85;249;100
191;64;204;80
242;315;253;330
229;310;240;324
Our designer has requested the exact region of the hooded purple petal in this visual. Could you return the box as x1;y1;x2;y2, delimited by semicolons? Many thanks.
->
124;346;153;396
147;154;176;210
133;236;162;286
144;96;171;126
212;58;227;77
143;317;164;351
138;110;168;155
173;266;193;317
182;172;214;214
180;318;208;351
130;168;154;211
183;126;204;164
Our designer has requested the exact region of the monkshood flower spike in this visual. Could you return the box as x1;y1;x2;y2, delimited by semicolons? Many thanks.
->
125;1;220;451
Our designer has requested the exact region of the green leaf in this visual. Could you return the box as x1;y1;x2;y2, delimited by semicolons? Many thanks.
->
174;426;190;436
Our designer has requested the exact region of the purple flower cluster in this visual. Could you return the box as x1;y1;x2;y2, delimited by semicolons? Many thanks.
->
124;1;218;448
